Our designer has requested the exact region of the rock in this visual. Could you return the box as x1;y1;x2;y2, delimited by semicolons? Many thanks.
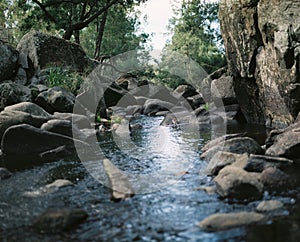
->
205;151;249;176
33;209;88;232
244;154;293;172
201;137;264;161
186;94;205;109
0;110;49;141
0;44;19;82
256;200;284;213
266;128;300;159
143;99;174;116
4;102;52;118
0;167;12;180
104;85;136;108
135;96;148;106
219;0;300;127
201;133;246;153
103;159;134;201
1;124;84;162
35;87;75;114
45;179;74;189
260;167;294;192
41;119;86;140
214;166;263;201
14;68;27;85
211;75;237;106
198;212;266;232
17;31;93;72
53;112;92;129
174;85;198;98
0;82;32;110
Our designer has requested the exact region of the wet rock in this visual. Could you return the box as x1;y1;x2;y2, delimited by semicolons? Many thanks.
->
205;151;249;176
244;154;293;172
201;137;264;161
201;133;246;153
214;166;263;202
4;102;52;118
103;159;134;201
198;212;266;232
45;179;74;189
211;75;237;106
143;99;174;116
33;209;88;232
0;82;32;110
17;31;93;72
35;87;75;114
266;128;300;159
260;167;294;192
0;110;49;141
104;85;136;108
174;85;198;98
0;44;19;82
0;167;12;180
256;200;284;213
135;96;148;106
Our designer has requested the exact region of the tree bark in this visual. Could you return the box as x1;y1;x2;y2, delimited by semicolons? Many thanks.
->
94;8;109;59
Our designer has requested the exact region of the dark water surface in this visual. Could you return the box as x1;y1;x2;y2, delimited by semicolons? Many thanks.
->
0;116;299;241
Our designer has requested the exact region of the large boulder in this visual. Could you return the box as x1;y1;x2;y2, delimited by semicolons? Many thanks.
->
0;82;32;110
0;110;49;142
0;44;19;82
219;0;300;128
4;102;52;118
214;166;264;201
143;99;174;116
35;87;75;114
201;137;264;161
17;31;93;72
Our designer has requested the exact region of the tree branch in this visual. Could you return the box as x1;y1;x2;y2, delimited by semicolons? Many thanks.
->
31;0;57;23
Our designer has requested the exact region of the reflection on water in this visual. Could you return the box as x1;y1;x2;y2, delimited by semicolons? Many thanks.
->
0;116;298;241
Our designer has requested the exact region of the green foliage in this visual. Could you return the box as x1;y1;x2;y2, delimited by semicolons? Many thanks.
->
167;0;226;74
47;67;84;95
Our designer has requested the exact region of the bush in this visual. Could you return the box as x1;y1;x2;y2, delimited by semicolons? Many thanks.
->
47;67;85;95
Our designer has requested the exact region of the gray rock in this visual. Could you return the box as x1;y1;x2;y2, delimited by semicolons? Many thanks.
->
205;151;249;176
143;99;174;116
45;179;74;189
4;102;52;118
104;85;136;108
266;128;300;159
198;212;266;232
33;209;88;232
0;82;32;110
17;31;93;72
214;166;263;201
201;137;264;161
14;68;27;85
245;154;293;172
256;200;284;213
174;85;198;98
35;87;75;114
211;75;237;106
186;94;205;109
135;96;149;106
260;167;294;192
0;44;19;82
0;167;12;180
0;110;49;141
1;124;77;157
219;0;300;127
53;112;92;129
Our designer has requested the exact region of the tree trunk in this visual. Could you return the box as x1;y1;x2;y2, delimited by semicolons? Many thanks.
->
63;28;73;40
74;30;80;44
94;8;109;59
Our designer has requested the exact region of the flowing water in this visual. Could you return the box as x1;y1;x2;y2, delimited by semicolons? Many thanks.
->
0;116;299;241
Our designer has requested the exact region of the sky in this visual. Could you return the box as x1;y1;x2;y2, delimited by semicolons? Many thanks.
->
137;0;182;50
